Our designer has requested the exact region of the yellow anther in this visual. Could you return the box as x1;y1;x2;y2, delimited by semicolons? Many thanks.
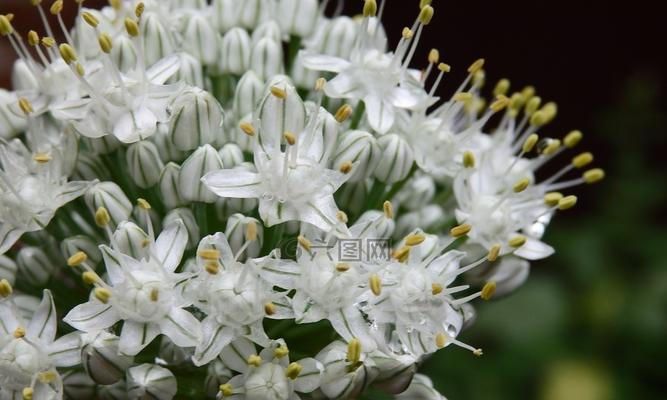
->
124;18;139;37
50;1;63;15
67;251;88;267
428;48;440;64
524;96;541;116
383;201;394;219
33;153;52;163
467;58;485;74
315;77;326;91
480;281;496;300
219;383;233;397
0;279;13;298
487;244;501;262
239;122;255;137
149;288;159;302
401;27;413;39
13;326;26;338
583;168;605;184
82;271;100;285
453;92;473;102
418;5;434;25
245;221;258;242
509;92;525;111
472;70;485;88
530;110;547;127
435;332;447;348
4;14;14;22
94;287;111;304
522;134;539;153
493;79;510;97
513;177;530;193
264;302;276;315
285;362;302;380
393;246;411;263
564;130;583;148
541;102;558;123
109;0;122;10
450;223;471;238
284;131;297;145
473;348;484;356
542;139;561;155
544;192;564;206
572;152;593;169
246;354;262;367
38;371;57;383
27;30;39;46
405;233;426;246
420;0;432;8
437;62;451;72
41;37;55;48
558;195;577;210
94;207;110;227
274;345;289;358
336;211;348;223
22;387;33;400
135;2;145;18
205;262;219;275
336;263;350;272
521;86;536;101
297;235;312;252
77;62;86;77
509;235;526;248
98;33;113;53
335;104;353;123
141;238;150;248
347;338;361;364
0;15;13;36
59;43;78;64
363;0;377;17
270;86;287;99
431;283;443;295
489;95;510;112
369;274;382;296
18;98;33;115
462;151;475;168
339;161;353;174
137;198;151;210
198;248;220;261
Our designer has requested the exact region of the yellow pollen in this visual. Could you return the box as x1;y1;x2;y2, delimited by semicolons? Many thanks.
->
245;221;258;242
205;262;219;275
50;1;63;15
75;63;85;77
525;96;542;116
150;288;159;302
198;248;220;261
99;33;113;53
94;287;111;304
0;279;13;298
450;223;471;238
572;152;593;169
542;139;561;155
583;168;605;184
431;283;443;295
33;153;52;163
336;211;348;223
18;98;33;115
59;43;78;64
109;0;122;10
418;5;435;25
474;348;484;356
4;14;14;22
509;235;526;248
82;271;100;285
522;85;536;100
13;326;26;338
541;102;558;123
141;238;150;248
420;0;432;8
370;274;382;296
264;302;276;315
513;177;530;193
453;92;473;102
509;92;524;112
435;332;447;348
522;134;539;153
468;58;485;74
27;30;39;46
434;64;449;75
315;77;326;91
530;110;547;127
493;78;510;97
285;362;302;380
30;0;43;5
401;27;413;39
558;195;578;210
137;198;151;210
22;387;33;400
336;263;350;272
480;281;496;300
463;151;475;168
297;235;312;252
347;338;361;364
274;345;289;358
124;18;140;37
487;244;501;262
473;70;485;88
363;0;377;17
393;246;411;263
270;86;287;99
339;161;353;174
383;201;394;219
489;95;510;112
284;131;297;145
67;251;88;267
335;104;353;122
38;371;57;383
428;48;440;64
239;122;255;136
544;192;563;206
0;15;13;36
94;207;110;227
564;130;583;148
135;2;145;18
219;383;233;397
41;37;55;48
405;233;426;246
247;354;262;367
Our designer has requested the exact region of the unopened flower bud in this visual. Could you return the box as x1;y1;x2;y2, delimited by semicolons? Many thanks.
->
169;88;224;151
113;221;150;260
110;35;138;73
374;134;415;183
218;144;244;168
168;53;204;87
205;360;233;397
0;89;27;138
141;12;175;66
16;246;54;286
225;214;263;260
183;14;219;65
82;332;134;385
250;37;284;81
238;0;272;29
332;130;381;182
126;140;164;188
251;20;282;46
126;364;177;400
164;208;200;249
62;371;96;400
85;182;133;229
159;162;187;209
0;255;18;285
278;0;319;37
219;27;251;74
61;236;102;265
233;71;264;120
178;145;224;203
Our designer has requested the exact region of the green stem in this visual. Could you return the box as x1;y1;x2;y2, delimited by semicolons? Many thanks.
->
384;163;418;203
364;180;387;212
350;101;366;129
287;35;302;73
194;203;209;236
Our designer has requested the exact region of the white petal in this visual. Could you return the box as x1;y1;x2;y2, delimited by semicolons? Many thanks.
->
192;317;235;366
0;301;21;335
365;95;395;134
329;306;376;352
325;74;361;99
299;51;350;73
146;55;181;84
514;237;555;260
49;332;82;367
0;223;23;255
27;289;57;344
155;220;188;272
119;321;160;356
256;81;306;154
100;245;142;286
201;168;263;199
293;357;323;393
50;98;92;120
388;86;421;109
258;259;300;289
64;301;120;332
300;197;341;233
158;308;201;348
258;197;299;227
221;337;256;373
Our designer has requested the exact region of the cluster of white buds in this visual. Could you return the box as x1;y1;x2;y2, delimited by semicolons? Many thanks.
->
0;0;605;399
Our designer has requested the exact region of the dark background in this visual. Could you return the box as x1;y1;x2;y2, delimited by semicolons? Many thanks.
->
2;1;665;399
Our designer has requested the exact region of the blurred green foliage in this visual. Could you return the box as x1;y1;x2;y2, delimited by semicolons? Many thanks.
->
422;72;667;400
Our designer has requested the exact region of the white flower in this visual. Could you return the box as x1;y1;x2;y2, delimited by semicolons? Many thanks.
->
396;373;448;400
315;339;379;399
64;219;200;356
